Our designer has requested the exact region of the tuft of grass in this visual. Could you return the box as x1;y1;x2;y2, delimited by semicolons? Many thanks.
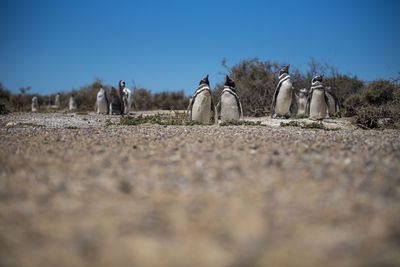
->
302;122;326;129
329;110;342;119
280;121;302;127
219;120;262;126
76;111;89;115
105;119;113;126
280;121;340;131
120;113;204;126
65;125;79;129
0;104;10;115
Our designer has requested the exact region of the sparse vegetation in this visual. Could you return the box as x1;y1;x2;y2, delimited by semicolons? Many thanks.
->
120;113;204;126
105;119;113;126
219;120;262;126
1;58;399;129
280;120;340;131
64;125;79;129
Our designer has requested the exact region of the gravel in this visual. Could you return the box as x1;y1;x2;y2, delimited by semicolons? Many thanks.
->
0;112;399;267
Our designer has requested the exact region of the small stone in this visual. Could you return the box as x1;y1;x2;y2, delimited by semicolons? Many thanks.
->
196;160;204;167
119;180;132;194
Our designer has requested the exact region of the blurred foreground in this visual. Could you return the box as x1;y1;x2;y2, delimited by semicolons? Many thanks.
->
0;112;399;267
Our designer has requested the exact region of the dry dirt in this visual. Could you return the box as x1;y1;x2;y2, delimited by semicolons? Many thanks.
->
0;112;400;267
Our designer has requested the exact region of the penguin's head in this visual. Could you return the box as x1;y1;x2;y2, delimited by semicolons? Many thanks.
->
98;88;105;95
312;75;323;83
224;75;235;88
32;96;37;102
279;64;290;76
299;88;309;97
119;80;125;89
199;75;210;86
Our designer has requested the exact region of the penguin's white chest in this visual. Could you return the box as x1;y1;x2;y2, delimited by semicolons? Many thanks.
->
297;97;307;115
310;90;327;119
97;96;108;113
275;80;292;115
221;92;240;122
122;88;132;113
191;91;212;123
69;98;77;110
32;101;39;112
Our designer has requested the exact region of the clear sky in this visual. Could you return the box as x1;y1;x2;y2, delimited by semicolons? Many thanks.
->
0;0;399;95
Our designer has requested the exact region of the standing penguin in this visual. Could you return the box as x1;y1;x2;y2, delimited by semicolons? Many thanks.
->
219;75;243;122
325;86;340;116
54;93;61;108
306;75;329;120
119;80;134;114
109;87;123;115
96;88;109;114
69;94;77;111
295;88;309;115
32;96;39;112
187;75;217;124
272;65;295;118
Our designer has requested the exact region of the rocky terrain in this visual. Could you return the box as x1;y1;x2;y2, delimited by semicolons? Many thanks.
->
0;112;399;267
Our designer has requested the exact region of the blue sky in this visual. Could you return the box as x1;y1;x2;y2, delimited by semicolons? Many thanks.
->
0;0;399;95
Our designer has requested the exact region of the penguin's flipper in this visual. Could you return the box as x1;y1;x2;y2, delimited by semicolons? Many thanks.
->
216;101;221;114
239;100;244;120
290;89;297;115
186;98;193;121
324;92;330;118
105;93;110;114
333;93;340;112
305;90;312;115
271;84;280;117
211;98;218;124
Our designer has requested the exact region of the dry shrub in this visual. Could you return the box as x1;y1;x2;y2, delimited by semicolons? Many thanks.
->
344;80;400;129
0;103;10;114
214;58;365;117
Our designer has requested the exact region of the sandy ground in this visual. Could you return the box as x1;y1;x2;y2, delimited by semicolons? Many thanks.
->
0;112;399;267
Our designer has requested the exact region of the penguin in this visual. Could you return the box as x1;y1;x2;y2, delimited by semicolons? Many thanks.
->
31;96;39;112
109;87;122;115
54;93;61;108
219;75;243;122
325;86;340;116
119;80;134;114
187;75;217;124
295;88;309;115
271;65;294;118
96;87;109;114
306;75;329;120
69;94;77;111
